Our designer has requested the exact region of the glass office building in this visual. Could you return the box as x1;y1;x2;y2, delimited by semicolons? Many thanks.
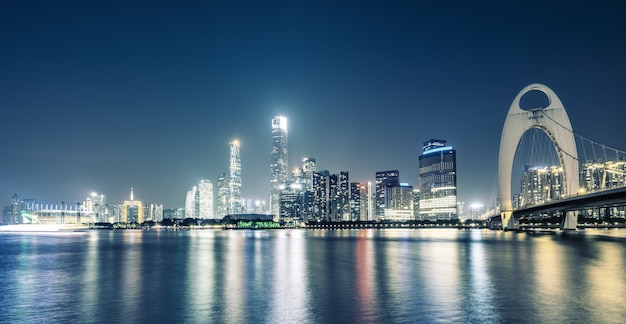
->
418;139;457;221
270;116;288;220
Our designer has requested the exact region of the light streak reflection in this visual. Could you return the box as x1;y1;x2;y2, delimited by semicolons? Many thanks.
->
269;229;310;323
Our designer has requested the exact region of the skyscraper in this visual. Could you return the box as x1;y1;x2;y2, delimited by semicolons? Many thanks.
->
123;187;143;223
329;171;349;221
279;182;303;223
292;167;304;187
339;171;350;221
375;170;400;218
302;157;316;192
384;183;414;221
145;203;164;223
329;173;338;221
88;193;107;223
270;116;288;220
7;193;20;224
312;170;330;221
185;185;198;218
198;179;214;219
518;165;563;207
228;139;243;215
216;173;229;218
418;139;457;220
350;182;368;221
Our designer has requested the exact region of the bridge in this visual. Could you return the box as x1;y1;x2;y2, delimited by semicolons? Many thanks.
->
494;83;626;230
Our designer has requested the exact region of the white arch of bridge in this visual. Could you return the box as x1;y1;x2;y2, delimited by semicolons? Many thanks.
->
498;83;579;229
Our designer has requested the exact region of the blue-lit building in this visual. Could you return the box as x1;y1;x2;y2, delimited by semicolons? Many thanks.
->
418;139;458;221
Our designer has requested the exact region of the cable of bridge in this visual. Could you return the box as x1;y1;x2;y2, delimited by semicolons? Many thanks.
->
538;109;626;162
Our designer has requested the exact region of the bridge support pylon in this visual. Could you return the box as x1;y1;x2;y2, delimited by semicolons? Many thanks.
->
501;211;517;230
560;211;578;230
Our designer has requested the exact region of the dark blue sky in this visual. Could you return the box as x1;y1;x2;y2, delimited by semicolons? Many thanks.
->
1;1;625;209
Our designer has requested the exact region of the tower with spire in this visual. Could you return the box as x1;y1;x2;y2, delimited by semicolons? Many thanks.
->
122;187;143;223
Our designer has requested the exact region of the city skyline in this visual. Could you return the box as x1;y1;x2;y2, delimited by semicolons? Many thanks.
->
1;1;626;209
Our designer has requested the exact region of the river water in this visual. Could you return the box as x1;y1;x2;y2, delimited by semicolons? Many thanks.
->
1;228;625;323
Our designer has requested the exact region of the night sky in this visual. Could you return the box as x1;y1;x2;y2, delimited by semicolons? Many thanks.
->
1;1;625;209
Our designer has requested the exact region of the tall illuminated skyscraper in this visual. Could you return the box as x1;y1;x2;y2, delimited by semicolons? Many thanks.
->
418;139;457;220
329;171;349;221
7;193;20;224
312;170;330;221
270;116;288;220
301;158;317;222
329;173;338;221
145;203;163;223
384;183;414;221
350;182;367;221
338;171;350;221
198;179;214;219
228;139;243;215
216;173;229;218
302;157;316;192
375;170;400;218
185;185;198;218
87;193;107;223
123;187;143;223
